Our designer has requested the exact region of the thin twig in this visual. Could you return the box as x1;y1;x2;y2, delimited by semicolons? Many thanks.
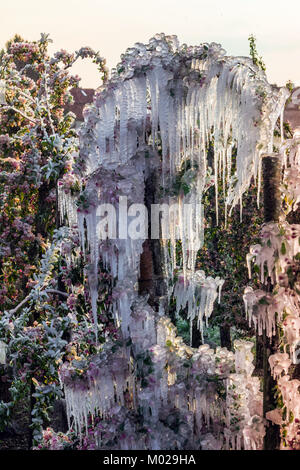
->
46;289;68;298
42;65;56;136
8;294;30;315
8;289;69;315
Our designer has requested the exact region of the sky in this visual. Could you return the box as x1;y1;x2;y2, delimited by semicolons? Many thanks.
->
1;0;300;89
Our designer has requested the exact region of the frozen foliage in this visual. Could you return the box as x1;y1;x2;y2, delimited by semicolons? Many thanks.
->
280;127;300;213
243;286;300;339
269;353;292;380
245;131;300;346
267;352;300;449
60;341;132;439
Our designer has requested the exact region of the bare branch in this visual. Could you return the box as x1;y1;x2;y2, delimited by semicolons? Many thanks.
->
46;289;68;298
8;289;68;315
2;105;37;124
8;294;30;315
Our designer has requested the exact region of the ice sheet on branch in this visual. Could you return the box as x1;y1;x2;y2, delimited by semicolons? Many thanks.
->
279;127;300;214
243;286;300;339
267;353;300;449
60;342;132;439
74;153;147;333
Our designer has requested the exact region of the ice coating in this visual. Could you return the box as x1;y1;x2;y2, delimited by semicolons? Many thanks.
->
280;127;300;205
60;343;132;439
58;34;288;335
74;33;288;291
247;222;300;285
56;34;290;449
74;153;147;335
243;286;300;338
80;34;287;207
60;304;265;449
244;133;300;349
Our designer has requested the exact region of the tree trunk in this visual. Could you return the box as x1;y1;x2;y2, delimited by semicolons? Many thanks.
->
138;167;166;310
262;154;282;223
263;330;280;449
191;321;202;348
262;154;282;450
28;381;35;449
255;332;264;371
220;324;231;350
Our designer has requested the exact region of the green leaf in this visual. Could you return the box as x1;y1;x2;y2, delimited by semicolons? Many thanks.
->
181;182;190;195
258;297;269;305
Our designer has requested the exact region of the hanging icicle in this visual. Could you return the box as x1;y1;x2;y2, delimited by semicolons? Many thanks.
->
173;270;224;342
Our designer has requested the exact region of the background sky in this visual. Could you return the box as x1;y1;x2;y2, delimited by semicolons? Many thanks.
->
1;0;300;89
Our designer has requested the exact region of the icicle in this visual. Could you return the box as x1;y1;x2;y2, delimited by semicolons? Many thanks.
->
0;341;6;364
280;106;284;143
173;270;224;342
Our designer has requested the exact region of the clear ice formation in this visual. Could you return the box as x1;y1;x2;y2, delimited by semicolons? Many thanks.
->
67;33;288;336
57;34;289;449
